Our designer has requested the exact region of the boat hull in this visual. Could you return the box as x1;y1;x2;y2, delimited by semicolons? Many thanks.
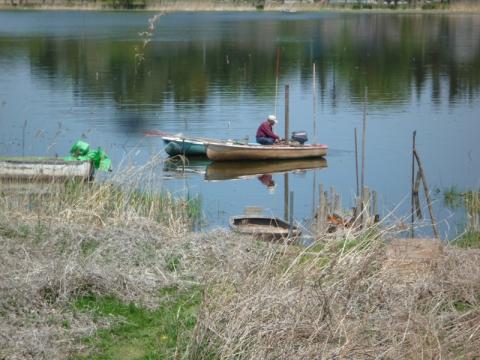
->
0;157;93;181
206;143;327;161
163;137;207;156
229;215;301;242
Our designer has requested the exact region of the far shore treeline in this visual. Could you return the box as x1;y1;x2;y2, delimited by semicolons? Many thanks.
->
0;0;479;11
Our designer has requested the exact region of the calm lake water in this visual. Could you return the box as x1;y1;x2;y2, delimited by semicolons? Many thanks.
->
0;11;479;238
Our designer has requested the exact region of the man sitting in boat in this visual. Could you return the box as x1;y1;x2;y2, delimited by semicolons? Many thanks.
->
256;115;280;145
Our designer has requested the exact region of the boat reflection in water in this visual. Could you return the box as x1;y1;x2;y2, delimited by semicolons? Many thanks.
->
204;158;327;182
162;156;211;178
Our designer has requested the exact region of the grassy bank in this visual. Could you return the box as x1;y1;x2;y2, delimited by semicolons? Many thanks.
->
1;177;480;359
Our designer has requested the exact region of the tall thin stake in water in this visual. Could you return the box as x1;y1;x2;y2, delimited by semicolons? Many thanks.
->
313;62;317;144
411;130;417;238
413;145;440;239
360;87;368;224
354;128;359;198
289;191;294;238
285;84;289;140
274;47;281;116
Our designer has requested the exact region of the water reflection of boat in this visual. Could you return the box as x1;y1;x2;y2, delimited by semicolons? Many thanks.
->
205;158;327;181
163;156;211;175
229;215;301;242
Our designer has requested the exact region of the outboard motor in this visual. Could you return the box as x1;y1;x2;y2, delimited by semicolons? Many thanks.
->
291;131;308;145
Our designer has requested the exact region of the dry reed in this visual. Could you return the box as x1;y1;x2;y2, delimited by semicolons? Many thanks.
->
1;161;479;358
190;226;480;359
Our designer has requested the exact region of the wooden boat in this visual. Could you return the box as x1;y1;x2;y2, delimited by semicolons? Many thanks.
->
206;142;328;161
229;215;301;242
205;158;327;181
0;157;93;181
144;130;209;156
163;135;208;157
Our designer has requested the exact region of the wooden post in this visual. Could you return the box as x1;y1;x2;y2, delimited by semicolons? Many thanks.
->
413;148;440;239
414;171;423;219
317;184;325;231
313;62;317;144
274;47;280;117
360;87;368;225
372;190;379;223
284;172;289;221
330;186;336;214
354;127;359;198
285;84;289;141
411;130;416;238
289;191;294;238
312;169;317;215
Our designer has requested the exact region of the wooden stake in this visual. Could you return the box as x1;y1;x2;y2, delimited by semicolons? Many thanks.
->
354;128;359;198
372;190;379;223
284;172;289;221
413;148;440;239
285;84;289;141
274;47;280;117
414;170;423;220
360;86;368;225
289;191;294;238
313;62;317;144
411;130;416;238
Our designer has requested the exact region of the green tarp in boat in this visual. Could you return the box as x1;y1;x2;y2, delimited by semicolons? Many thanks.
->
64;140;112;172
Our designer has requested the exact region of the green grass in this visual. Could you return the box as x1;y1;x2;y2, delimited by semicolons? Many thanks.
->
72;285;203;359
451;231;480;249
443;186;464;209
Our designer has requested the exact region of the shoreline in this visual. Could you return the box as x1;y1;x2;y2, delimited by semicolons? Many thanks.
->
1;2;480;13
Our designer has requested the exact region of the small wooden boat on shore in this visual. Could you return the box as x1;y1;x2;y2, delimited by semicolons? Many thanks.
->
0;157;93;181
206;142;328;161
229;215;301;242
205;158;327;181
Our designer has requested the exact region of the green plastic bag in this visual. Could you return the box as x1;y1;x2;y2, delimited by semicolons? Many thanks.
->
64;140;112;172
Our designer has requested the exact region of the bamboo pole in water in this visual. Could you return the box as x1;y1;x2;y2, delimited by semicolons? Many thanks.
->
289;191;294;238
354;128;359;198
413;148;440;239
285;84;289;141
274;47;280;117
313;62;317;144
284;84;290;221
360;87;368;225
411;130;416;238
284;172;289;221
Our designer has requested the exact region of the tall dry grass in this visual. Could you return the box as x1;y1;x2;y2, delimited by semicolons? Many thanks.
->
190;226;480;359
1;161;480;358
0;158;210;358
